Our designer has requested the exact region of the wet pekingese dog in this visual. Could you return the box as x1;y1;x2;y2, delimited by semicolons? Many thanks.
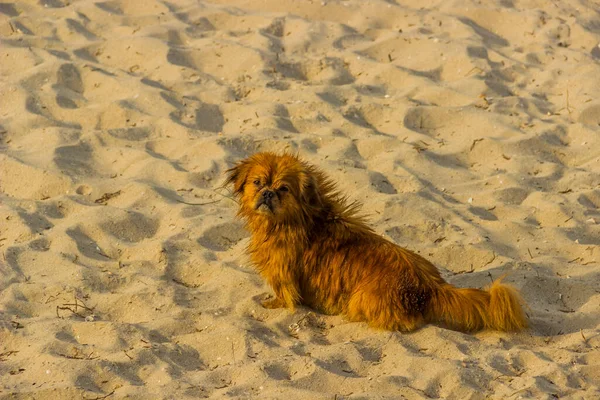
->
226;152;527;332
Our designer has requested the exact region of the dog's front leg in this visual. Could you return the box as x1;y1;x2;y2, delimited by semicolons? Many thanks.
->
262;274;301;312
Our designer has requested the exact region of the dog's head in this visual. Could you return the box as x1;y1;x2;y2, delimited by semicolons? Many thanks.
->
225;152;324;224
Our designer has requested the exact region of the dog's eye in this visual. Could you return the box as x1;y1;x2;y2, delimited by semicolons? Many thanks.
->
253;179;261;186
279;185;289;192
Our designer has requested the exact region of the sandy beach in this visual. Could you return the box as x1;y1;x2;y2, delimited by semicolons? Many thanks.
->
1;0;599;398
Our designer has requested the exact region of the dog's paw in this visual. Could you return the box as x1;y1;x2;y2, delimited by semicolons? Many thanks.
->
261;296;286;309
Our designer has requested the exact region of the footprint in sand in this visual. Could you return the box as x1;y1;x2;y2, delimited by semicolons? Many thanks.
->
107;127;152;141
468;206;498;221
578;103;600;127
578;190;600;210
369;171;397;194
53;63;84;109
197;222;247;252
546;23;571;48
188;163;220;189
54;142;97;178
94;1;122;15
66;18;99;41
493;187;530;205
100;211;159;243
403;107;450;134
164;93;225;133
276;57;354;86
17;209;54;234
66;227;112;261
167;257;219;290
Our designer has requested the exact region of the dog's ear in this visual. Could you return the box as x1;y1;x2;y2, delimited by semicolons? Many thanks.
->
299;168;323;209
225;160;251;195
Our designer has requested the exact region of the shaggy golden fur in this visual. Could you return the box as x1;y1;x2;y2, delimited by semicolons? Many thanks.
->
226;152;528;332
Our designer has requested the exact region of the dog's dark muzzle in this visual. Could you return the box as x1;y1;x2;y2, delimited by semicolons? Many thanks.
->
255;190;275;211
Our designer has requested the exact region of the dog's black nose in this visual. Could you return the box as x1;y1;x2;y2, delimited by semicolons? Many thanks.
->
262;190;275;200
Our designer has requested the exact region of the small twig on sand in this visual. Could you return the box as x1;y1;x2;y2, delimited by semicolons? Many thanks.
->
464;67;484;77
83;389;116;400
56;294;95;319
94;191;122;205
0;350;18;361
566;87;573;118
176;188;238;206
175;198;220;206
482;252;496;268
470;138;484;151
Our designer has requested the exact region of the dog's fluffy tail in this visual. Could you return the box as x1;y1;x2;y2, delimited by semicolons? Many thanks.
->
426;279;528;332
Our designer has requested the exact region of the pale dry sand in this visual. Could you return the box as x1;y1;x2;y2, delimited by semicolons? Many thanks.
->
1;0;600;398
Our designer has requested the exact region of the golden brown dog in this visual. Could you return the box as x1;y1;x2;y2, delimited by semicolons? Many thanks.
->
226;152;527;332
